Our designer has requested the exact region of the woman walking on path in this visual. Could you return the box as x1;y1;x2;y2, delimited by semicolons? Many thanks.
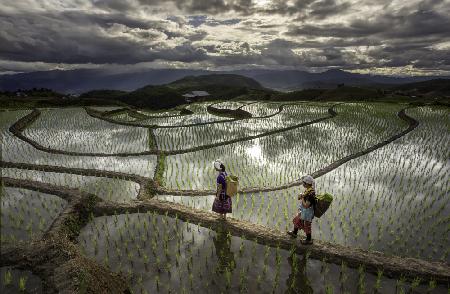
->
212;160;232;219
287;175;316;245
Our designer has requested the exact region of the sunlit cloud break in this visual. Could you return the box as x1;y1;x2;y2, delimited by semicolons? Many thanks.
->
1;0;449;75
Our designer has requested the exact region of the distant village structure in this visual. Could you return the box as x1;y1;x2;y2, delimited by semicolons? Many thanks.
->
15;91;28;97
182;91;210;102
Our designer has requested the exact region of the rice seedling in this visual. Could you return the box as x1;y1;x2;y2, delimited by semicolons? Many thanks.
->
155;103;328;152
2;111;158;177
1;187;67;244
23;108;150;154
315;106;449;261
130;102;227;127
158;105;449;264
2;168;139;203
162;103;406;190
77;211;448;293
0;267;43;293
18;276;27;292
239;102;281;117
3;270;12;286
1;102;448;293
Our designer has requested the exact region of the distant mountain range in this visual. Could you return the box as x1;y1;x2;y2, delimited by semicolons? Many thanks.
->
1;68;448;93
2;73;449;109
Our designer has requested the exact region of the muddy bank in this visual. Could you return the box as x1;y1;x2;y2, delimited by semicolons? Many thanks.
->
93;198;450;284
1;177;130;293
207;103;253;119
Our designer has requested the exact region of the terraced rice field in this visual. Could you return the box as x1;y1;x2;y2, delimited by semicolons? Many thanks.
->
0;101;448;293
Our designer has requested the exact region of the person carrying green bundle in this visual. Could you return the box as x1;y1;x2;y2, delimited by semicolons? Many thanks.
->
287;175;316;245
212;159;232;219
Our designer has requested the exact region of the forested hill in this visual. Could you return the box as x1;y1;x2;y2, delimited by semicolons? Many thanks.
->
79;74;269;109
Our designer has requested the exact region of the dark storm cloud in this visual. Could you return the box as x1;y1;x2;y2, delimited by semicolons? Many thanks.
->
282;1;450;71
254;39;356;68
287;8;450;39
187;15;241;27
91;0;137;12
135;0;337;16
1;0;449;74
140;0;254;15
0;9;209;64
203;38;352;69
366;44;450;69
307;0;351;19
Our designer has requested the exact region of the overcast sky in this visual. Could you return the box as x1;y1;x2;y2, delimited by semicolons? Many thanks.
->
1;0;449;75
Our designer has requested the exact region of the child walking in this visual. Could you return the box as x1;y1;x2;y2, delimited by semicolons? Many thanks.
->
287;175;316;245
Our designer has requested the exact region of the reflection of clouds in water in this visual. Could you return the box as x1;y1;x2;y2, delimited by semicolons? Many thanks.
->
156;189;298;229
143;107;221;125
215;101;246;110
155;104;328;151
240;102;280;117
156;195;218;214
79;213;225;292
315;106;449;260
77;212;446;293
243;139;266;166
2;187;68;243
161;106;449;261
3;168;139;202
24;108;149;153
165;103;409;190
2;112;157;177
1;187;25;210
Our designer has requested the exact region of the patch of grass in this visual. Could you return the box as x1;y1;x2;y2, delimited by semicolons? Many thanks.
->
154;154;166;187
63;193;99;240
148;128;157;150
18;276;27;292
77;269;88;294
4;270;12;286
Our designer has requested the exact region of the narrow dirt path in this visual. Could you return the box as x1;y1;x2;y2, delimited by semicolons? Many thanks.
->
93;198;449;284
4;177;447;285
0;161;156;200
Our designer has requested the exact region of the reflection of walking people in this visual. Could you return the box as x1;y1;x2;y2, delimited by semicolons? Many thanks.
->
285;253;313;294
213;226;236;274
287;175;316;245
212;160;232;219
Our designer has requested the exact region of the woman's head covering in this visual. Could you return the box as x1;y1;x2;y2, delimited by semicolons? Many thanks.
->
213;159;223;170
301;175;315;189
